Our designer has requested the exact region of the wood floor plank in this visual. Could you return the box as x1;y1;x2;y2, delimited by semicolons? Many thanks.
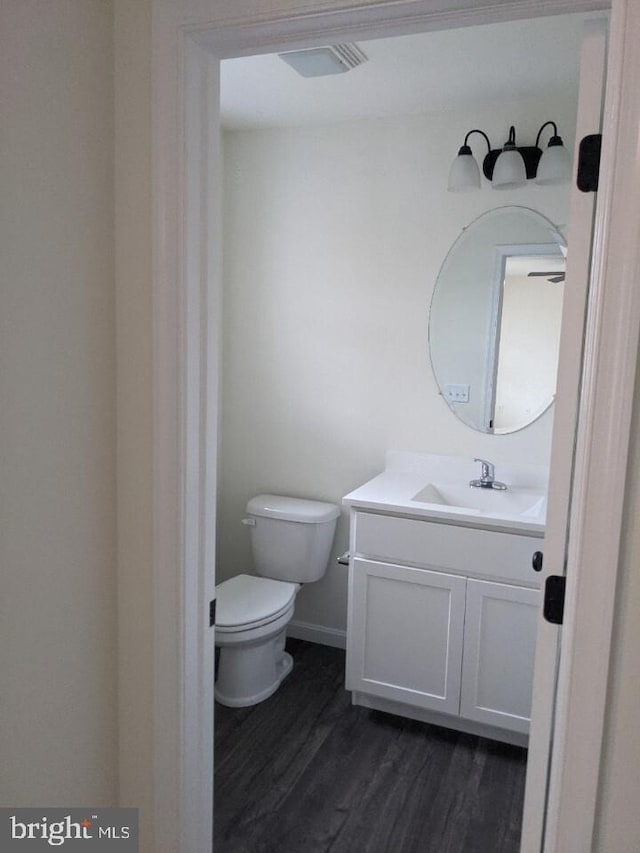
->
215;642;353;843
214;639;527;853
326;718;466;853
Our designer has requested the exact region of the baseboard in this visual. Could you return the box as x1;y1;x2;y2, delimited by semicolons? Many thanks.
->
286;619;346;650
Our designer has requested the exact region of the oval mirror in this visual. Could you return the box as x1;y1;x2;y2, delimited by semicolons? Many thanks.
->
429;206;566;434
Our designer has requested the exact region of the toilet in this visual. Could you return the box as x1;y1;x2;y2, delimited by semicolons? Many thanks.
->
214;494;339;708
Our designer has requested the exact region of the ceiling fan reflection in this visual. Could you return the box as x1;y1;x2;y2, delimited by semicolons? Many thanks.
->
527;271;566;284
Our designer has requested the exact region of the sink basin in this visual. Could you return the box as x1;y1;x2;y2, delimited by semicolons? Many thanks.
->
411;483;546;519
342;453;548;533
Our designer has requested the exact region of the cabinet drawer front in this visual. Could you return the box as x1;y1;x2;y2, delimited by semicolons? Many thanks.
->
346;558;466;714
353;511;540;586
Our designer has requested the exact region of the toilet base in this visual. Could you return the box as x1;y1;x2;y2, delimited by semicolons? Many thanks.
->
215;610;295;708
215;650;293;708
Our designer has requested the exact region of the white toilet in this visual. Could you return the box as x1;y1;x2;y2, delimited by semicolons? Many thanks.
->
214;494;339;708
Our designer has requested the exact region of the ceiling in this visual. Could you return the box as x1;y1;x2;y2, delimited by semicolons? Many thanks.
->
220;14;586;130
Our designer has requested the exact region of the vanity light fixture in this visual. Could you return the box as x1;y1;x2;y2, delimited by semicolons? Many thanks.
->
448;121;571;192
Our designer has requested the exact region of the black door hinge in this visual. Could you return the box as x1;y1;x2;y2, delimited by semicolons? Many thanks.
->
543;575;566;625
577;134;602;192
209;599;216;627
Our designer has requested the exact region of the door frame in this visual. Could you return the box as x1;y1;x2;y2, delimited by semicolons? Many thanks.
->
148;1;640;851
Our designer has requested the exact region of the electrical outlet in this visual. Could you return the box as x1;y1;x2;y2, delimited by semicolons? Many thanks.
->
444;383;470;403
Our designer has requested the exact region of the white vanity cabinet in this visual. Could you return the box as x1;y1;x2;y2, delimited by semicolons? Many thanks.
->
345;509;542;745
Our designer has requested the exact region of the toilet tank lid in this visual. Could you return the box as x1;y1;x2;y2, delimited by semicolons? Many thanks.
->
246;494;340;524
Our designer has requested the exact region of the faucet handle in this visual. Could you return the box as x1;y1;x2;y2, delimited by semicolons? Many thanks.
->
470;458;507;490
474;457;495;479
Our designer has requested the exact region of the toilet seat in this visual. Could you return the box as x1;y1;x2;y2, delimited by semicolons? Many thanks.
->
215;574;298;634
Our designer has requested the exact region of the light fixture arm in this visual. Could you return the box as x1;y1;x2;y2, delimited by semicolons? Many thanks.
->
504;125;517;149
536;120;560;148
462;128;492;157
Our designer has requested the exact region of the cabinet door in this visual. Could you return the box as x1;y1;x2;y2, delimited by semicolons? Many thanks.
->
347;558;466;714
460;579;540;734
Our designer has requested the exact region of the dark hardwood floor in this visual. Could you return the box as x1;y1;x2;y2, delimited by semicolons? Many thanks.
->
214;639;527;853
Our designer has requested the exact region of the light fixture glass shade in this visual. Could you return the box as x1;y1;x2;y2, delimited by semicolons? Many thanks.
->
492;149;527;189
448;152;481;192
536;143;571;185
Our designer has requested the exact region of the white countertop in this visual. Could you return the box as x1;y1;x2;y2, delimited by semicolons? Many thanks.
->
343;452;547;535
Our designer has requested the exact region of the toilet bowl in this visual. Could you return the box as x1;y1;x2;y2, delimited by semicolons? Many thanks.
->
214;494;339;708
215;574;299;707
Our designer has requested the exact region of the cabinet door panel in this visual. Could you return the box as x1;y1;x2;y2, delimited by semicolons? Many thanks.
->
460;579;540;734
347;558;466;714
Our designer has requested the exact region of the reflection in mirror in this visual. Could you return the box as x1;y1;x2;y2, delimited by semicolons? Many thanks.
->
429;207;566;434
490;249;565;432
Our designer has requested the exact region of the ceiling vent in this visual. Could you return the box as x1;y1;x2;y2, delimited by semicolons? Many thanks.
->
278;44;368;78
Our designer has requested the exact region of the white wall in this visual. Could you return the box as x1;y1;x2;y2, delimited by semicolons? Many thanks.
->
219;97;575;634
0;0;116;805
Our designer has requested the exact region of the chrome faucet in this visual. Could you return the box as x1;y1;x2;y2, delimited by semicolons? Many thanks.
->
470;458;507;490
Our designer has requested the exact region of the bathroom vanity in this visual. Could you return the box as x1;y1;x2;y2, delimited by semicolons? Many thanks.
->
343;452;547;746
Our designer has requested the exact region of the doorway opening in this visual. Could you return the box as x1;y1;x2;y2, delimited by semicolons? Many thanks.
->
212;12;598;852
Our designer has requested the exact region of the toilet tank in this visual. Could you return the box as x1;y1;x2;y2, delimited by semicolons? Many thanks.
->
245;494;340;583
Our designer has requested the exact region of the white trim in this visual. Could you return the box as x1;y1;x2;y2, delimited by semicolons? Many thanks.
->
542;2;640;850
147;2;638;852
151;9;220;853
181;37;219;852
287;620;347;650
151;7;181;851
189;0;607;58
